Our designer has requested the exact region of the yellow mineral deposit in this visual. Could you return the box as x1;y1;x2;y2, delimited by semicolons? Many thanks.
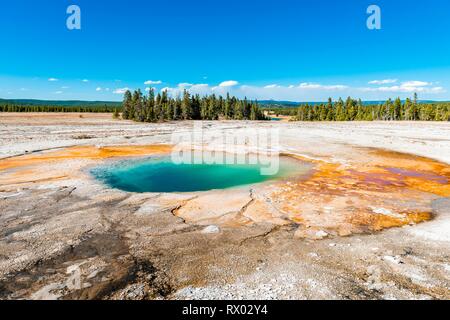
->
0;144;448;238
0;145;172;185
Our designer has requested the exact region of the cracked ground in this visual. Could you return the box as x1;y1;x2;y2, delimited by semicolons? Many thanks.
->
0;113;449;300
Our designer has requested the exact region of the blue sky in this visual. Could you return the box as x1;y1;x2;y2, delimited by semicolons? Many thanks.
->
0;0;449;101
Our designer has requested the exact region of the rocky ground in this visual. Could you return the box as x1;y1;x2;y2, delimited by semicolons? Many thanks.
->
0;113;449;300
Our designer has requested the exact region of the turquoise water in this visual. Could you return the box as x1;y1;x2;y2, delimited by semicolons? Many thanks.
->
92;156;309;193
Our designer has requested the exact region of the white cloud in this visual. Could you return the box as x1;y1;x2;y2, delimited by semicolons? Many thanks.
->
361;80;443;94
96;87;102;92
54;91;63;94
144;80;162;85
133;79;446;101
82;79;89;82
178;83;193;88
61;86;69;89
228;83;350;101
369;79;398;85
219;80;239;87
299;82;319;89
113;87;131;94
157;81;351;101
158;83;211;96
48;78;59;82
299;83;348;90
190;83;209;89
401;81;430;87
430;87;445;93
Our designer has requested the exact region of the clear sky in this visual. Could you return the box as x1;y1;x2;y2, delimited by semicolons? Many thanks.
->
1;0;449;101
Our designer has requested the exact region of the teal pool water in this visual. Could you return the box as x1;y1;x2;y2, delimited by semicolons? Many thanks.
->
92;156;309;193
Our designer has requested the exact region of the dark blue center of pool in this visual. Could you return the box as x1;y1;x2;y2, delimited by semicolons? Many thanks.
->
92;156;308;193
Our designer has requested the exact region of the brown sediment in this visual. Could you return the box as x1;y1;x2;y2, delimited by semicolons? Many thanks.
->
0;145;172;187
172;149;445;237
347;210;433;232
0;144;448;237
369;148;450;197
0;145;172;172
270;150;448;237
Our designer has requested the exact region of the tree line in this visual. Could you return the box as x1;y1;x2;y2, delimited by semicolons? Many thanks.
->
2;92;449;122
121;89;267;122
0;104;119;113
293;95;449;121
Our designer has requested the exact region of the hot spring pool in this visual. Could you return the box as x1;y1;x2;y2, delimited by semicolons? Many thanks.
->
91;155;311;193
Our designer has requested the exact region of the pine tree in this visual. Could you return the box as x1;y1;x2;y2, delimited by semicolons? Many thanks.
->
146;88;155;122
181;90;192;120
394;97;402;120
335;98;345;121
132;89;144;121
122;90;133;119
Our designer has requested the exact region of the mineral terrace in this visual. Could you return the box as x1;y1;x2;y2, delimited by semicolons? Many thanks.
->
0;113;449;300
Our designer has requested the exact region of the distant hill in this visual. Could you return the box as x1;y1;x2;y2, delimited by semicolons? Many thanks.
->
0;98;121;107
258;100;300;107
